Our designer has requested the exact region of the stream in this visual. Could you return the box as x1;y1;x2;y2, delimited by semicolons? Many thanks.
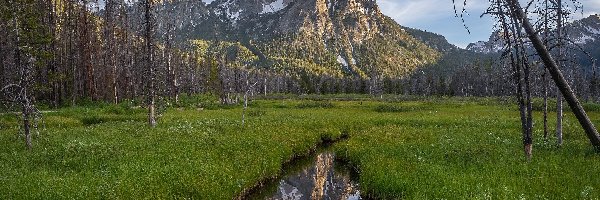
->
247;148;362;200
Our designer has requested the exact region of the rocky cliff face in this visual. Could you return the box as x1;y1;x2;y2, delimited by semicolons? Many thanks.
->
145;0;439;78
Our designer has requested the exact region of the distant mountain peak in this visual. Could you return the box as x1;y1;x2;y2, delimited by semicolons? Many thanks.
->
467;14;600;53
464;14;600;71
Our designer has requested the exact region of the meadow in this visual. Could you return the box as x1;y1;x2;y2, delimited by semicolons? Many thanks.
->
1;96;599;199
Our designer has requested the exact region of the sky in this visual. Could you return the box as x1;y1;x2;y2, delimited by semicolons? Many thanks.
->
377;0;600;48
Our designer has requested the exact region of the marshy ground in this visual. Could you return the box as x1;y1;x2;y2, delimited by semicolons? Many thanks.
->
1;96;599;199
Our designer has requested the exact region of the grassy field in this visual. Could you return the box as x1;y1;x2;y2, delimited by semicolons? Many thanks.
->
1;96;599;199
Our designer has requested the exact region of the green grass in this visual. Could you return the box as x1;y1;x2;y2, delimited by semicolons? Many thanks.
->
1;97;599;199
335;100;600;199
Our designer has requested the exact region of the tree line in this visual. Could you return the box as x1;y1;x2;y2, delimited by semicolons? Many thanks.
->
2;0;600;151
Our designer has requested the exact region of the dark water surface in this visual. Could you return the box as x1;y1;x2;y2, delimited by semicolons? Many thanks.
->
247;149;361;200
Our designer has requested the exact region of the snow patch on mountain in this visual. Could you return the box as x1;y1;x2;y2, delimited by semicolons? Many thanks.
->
337;55;348;66
585;26;600;35
466;40;504;53
202;0;215;5
261;0;286;14
574;34;595;44
469;41;485;51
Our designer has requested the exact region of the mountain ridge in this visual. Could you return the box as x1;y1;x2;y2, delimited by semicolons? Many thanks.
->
141;0;441;78
466;14;600;59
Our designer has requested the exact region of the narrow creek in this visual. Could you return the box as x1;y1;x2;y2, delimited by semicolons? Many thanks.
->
246;146;362;200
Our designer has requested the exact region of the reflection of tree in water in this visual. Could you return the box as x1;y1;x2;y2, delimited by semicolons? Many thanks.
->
266;152;361;200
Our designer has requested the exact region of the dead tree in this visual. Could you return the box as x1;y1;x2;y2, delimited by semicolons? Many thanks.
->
241;71;258;126
505;0;600;149
481;0;600;156
484;0;534;159
143;0;157;127
503;2;533;159
555;0;564;147
541;0;550;141
2;0;45;149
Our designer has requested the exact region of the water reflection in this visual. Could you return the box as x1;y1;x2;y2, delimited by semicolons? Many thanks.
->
250;152;361;200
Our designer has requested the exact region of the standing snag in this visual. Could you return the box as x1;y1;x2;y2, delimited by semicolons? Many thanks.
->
505;0;600;149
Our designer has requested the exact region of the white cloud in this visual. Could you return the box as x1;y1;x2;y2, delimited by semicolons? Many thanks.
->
378;0;488;25
575;0;600;20
378;0;493;48
377;0;600;48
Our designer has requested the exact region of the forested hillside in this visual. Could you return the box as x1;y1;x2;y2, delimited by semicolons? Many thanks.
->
2;0;599;107
0;0;446;108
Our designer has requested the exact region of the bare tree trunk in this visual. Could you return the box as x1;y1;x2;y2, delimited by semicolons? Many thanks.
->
144;0;156;127
542;0;549;141
500;1;533;159
11;3;33;150
507;0;600;149
148;96;156;127
47;0;58;108
14;9;32;150
242;75;258;126
543;71;549;140
68;0;76;106
22;102;32;149
557;94;564;145
555;0;564;146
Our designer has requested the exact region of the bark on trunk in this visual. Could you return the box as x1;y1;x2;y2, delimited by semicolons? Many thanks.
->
507;0;600;149
555;0;564;147
557;94;564;146
13;6;32;150
542;0;549;141
145;0;156;127
148;98;156;127
22;104;32;150
543;72;548;140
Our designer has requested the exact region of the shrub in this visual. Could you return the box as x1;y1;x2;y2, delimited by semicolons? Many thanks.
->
583;102;600;112
247;109;266;117
374;104;425;112
296;101;334;109
176;94;221;109
80;115;104;125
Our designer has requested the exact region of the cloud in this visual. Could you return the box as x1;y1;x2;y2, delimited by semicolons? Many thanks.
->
377;0;494;48
577;0;600;19
377;0;600;48
378;0;449;24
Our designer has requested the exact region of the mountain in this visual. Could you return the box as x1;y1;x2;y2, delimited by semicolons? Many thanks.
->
466;14;600;69
569;14;600;45
568;14;600;67
404;27;494;80
137;0;440;78
465;31;504;54
403;27;459;53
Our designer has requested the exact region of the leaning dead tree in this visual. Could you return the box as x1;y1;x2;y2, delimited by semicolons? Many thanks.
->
485;0;600;150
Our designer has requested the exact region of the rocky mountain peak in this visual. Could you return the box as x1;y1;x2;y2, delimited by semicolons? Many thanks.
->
145;0;439;78
466;14;600;71
569;14;600;44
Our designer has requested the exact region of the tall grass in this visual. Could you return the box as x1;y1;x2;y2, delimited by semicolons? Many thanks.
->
1;97;599;199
